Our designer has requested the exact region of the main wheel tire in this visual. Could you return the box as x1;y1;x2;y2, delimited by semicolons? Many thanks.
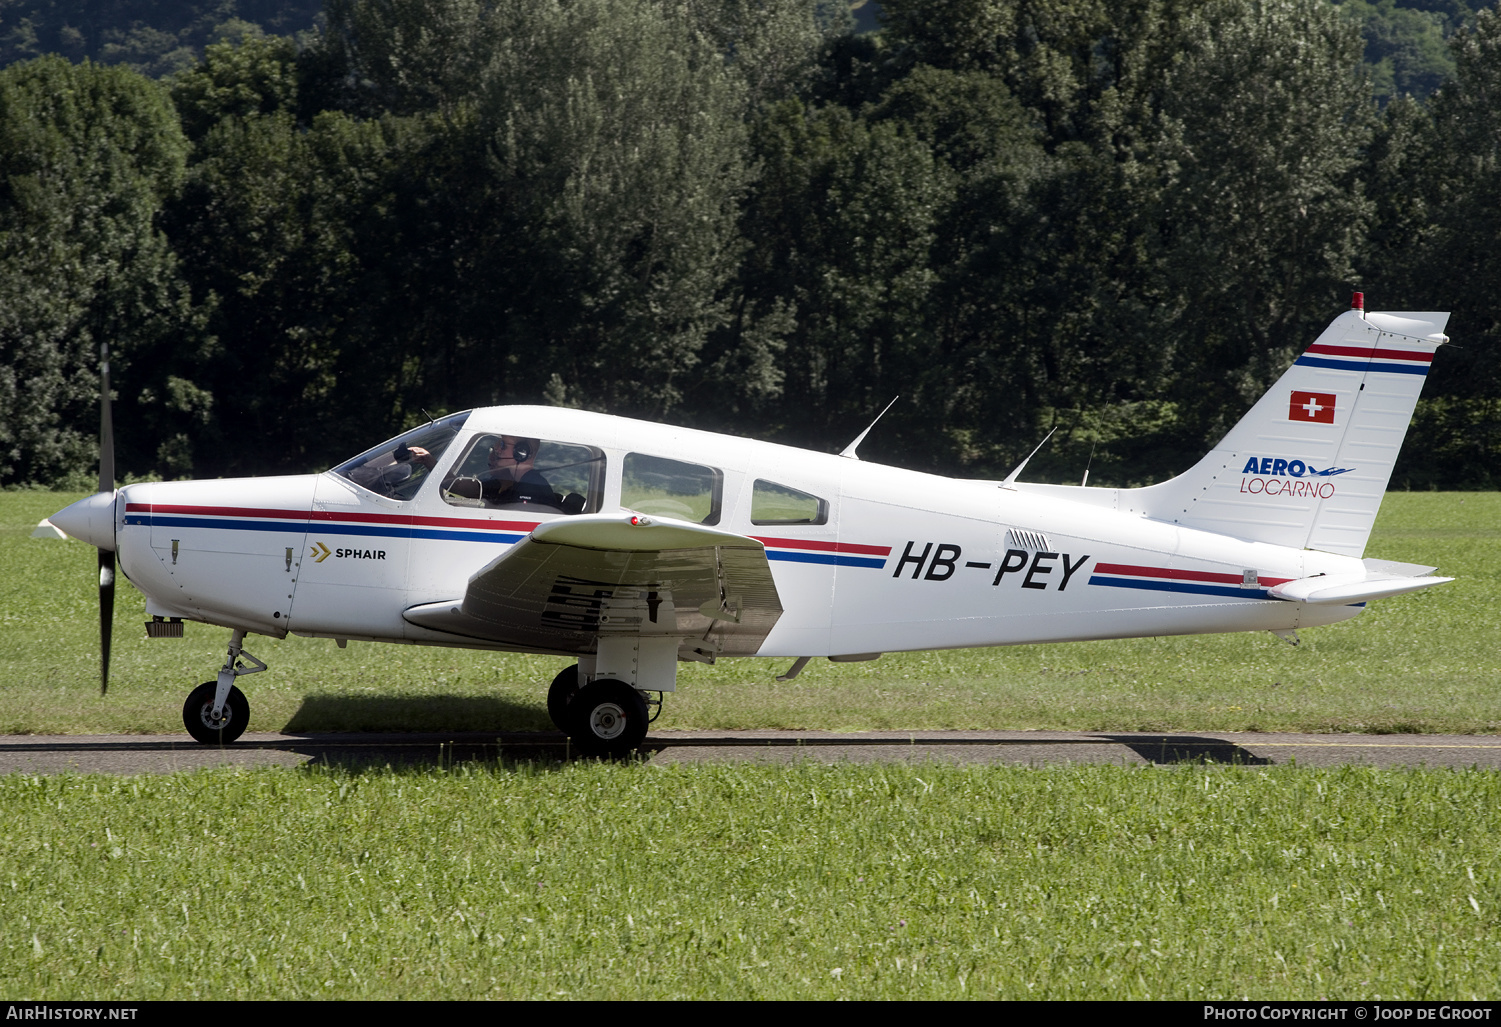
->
182;681;250;745
547;664;581;732
568;678;648;757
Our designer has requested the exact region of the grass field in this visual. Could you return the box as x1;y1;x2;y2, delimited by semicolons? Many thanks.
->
2;491;1499;1000
3;761;1499;1000
1;490;1497;737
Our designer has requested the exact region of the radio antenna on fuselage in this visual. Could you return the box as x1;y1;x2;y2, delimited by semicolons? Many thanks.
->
1000;427;1057;489
839;396;900;460
1081;441;1097;487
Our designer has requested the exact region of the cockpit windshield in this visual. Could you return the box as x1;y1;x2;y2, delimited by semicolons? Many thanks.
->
331;411;472;500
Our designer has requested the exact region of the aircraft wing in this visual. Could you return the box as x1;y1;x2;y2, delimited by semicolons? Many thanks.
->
402;513;783;657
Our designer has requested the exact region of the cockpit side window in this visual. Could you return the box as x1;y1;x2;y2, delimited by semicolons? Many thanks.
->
332;411;471;501
440;435;604;515
622;453;722;525
750;479;828;525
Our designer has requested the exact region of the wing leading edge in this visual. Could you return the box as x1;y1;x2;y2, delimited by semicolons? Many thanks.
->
402;513;784;658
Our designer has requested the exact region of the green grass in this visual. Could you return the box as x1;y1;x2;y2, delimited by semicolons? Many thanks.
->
2;761;1498;1000
2;491;1498;736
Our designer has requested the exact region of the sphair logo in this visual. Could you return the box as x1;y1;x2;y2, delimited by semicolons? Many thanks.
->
309;541;385;561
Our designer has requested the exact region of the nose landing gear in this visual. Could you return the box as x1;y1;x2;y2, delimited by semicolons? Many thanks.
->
183;681;250;744
183;629;265;745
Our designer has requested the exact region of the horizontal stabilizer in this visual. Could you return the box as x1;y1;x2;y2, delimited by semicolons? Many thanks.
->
1360;557;1438;577
1267;571;1451;605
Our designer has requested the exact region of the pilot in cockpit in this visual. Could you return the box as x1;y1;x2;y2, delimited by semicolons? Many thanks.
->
412;435;562;509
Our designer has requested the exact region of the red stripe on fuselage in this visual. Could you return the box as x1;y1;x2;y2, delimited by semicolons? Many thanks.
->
127;503;306;520
1093;562;1294;587
124;503;538;533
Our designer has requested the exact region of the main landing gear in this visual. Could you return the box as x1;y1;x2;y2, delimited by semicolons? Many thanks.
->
548;662;661;758
183;629;265;745
179;631;668;758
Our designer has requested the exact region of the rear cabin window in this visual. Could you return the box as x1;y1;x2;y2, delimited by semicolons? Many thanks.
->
440;434;604;514
622;454;722;525
750;479;828;525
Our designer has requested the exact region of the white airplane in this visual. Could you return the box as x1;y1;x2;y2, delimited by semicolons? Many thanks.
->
52;296;1453;755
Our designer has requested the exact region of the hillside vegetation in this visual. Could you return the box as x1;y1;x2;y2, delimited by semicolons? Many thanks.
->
2;0;1499;489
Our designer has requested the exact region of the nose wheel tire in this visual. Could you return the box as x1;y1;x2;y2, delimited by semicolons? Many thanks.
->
568;678;648;757
183;681;250;745
547;664;581;733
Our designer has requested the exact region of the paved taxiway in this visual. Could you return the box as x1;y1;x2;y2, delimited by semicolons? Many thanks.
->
2;730;1500;774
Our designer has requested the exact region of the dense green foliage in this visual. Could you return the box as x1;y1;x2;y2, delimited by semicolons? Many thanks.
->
0;0;324;76
0;56;197;484
1;0;1499;486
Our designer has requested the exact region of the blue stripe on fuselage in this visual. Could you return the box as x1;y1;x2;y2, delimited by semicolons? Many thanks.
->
126;514;311;534
1087;575;1273;601
123;514;524;546
765;550;887;569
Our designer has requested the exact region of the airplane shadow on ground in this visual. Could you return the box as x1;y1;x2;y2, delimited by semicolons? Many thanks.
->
245;696;1283;772
0;728;1297;775
270;731;1274;773
281;694;576;771
1097;735;1272;766
283;694;549;735
278;735;581;773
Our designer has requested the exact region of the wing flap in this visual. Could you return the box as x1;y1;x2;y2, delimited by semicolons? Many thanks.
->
403;513;783;655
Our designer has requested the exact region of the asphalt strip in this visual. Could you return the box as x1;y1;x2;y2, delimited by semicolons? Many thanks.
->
2;729;1500;774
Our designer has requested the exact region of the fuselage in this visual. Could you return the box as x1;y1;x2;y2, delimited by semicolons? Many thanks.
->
108;405;1364;659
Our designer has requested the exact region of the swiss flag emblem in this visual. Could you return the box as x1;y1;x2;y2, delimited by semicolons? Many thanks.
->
1290;391;1336;423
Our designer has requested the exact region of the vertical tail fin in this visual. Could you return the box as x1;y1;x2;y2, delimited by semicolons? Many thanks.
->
1137;303;1449;557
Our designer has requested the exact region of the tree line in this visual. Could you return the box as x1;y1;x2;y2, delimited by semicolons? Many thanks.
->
2;0;1498;491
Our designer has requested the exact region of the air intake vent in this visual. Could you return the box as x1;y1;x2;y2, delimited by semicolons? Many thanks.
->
1006;529;1052;551
145;617;184;639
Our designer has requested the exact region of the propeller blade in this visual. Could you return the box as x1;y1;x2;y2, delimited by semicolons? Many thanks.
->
99;342;114;494
99;550;115;695
98;341;116;695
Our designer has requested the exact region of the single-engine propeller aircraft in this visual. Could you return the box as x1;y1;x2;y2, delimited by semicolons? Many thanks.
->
52;296;1454;755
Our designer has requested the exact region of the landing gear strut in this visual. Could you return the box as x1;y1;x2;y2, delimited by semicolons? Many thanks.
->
183;629;265;745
